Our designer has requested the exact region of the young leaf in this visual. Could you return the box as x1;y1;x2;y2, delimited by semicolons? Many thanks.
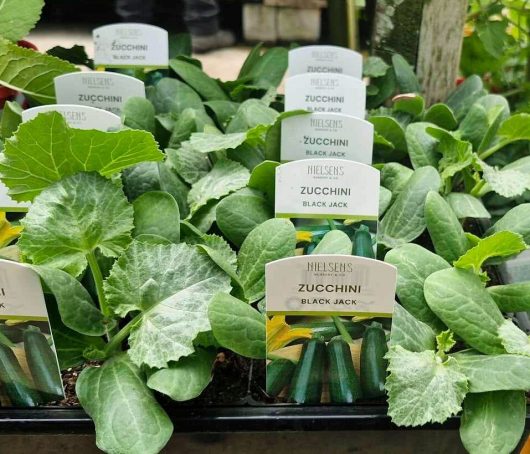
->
424;268;506;355
245;47;288;89
460;391;526;454
378;166;441;249
385;345;468;426
166;144;211;185
204;100;240;130
389;304;436;352
169;58;228;101
133;191;180;243
498;320;530;357
391;54;421;94
216;189;273;247
363;56;390;78
385;243;449;330
147;347;216;401
147;77;203;114
238;218;296;302
226;99;278;134
369;116;407;161
312;230;352;255
393;93;424;117
454;231;527;275
0;112;164;202
76;354;173;454
445;193;490;220
436;135;474;182
168;108;215;148
423;104;457;130
248;160;279;205
436;330;456;355
208;293;266;359
188;158;249;215
121;97;156;134
380;162;413;202
189;131;247;153
487;281;530;312
481;162;530;198
0;100;22;139
0;0;44;42
405;122;439;169
34;265;107;336
379;186;392;215
19;172;133;277
451;351;530;392
496;113;530;145
487;203;530;244
445;75;485;121
0;38;77;103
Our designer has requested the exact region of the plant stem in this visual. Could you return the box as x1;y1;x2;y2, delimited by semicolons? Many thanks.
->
104;312;142;356
327;219;337;230
86;251;110;318
470;179;486;197
478;139;510;160
332;316;354;344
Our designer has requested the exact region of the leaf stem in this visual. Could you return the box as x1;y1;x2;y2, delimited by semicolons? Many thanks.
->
332;316;354;344
86;251;111;318
478;139;510;160
327;219;337;230
104;312;142;357
470;179;486;197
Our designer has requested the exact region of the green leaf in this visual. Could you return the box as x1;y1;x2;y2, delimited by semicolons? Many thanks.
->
121;97;156;134
436;135;474;182
424;268;505;355
226;99;278;134
216;189;273;247
169;58;228;101
385;345;468;426
384;243;449;330
188;199;217;232
166;144;211;185
369;116;407;161
477;20;508;59
19;172;133;277
0;0;44;41
245;47;288;89
405;122;439;169
363;56;390;78
423;104;457;130
312;230;352;255
196;242;243;295
187;159;249;215
133;191;180;243
264;110;309;162
378;166;441;249
436;330;456;354
122;161;161;201
0;112;163;202
393;94;424;117
459;104;490;150
0;100;22;139
481;162;530;198
47;44;93;68
487;281;530;312
494;113;530;148
498;319;530;356
189;131;247;153
454;231;527;275
34;265;107;336
445;75;485;121
104;242;231;367
238;218;295;302
208;293;265;358
0;38;77;103
248;160;279;205
168;108;215;148
379;186;392;215
445;193;490;220
204;100;240;130
147;348;216;401
451;351;530;392
460;391;526;454
238;42;263;78
487;203;530;244
76;354;173;454
391;54;421;94
366;65;396;109
424;191;469;263
380;162;413;202
147;77;203;114
389;304;436;352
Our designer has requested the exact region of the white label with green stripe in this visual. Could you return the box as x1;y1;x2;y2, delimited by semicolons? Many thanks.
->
275;159;379;220
266;255;397;316
0;260;48;320
22;105;121;131
93;23;168;68
288;45;363;79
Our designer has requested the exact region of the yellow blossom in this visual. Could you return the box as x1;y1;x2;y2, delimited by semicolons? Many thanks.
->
266;315;312;352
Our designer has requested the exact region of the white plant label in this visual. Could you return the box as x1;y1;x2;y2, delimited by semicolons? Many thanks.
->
288;45;363;79
284;73;366;118
0;183;31;212
22;105;121;131
281;113;373;163
93;23;169;68
266;255;397;316
275;159;379;220
54;72;145;116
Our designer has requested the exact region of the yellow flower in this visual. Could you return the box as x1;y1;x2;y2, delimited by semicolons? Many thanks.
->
267;315;312;352
296;231;313;243
0;212;22;249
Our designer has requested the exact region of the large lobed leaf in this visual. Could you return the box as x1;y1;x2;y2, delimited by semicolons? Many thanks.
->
19;172;134;277
0;0;44;42
0;112;164;202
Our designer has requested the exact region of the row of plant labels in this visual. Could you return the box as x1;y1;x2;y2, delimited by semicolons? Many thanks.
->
266;47;396;403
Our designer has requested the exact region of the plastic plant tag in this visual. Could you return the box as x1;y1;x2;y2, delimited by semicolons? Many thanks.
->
0;183;31;212
93;23;169;68
288;45;363;79
0;260;65;405
22;105;121;130
280;113;373;163
266;255;397;316
275;159;379;221
54;72;145;116
284;73;366;118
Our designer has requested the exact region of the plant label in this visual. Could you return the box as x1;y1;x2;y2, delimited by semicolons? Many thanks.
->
266;255;397;316
275;159;379;221
288;45;363;79
22;105;121;131
0;259;65;405
280;113;373;163
93;23;169;68
0;183;31;212
54;72;145;116
284;73;366;118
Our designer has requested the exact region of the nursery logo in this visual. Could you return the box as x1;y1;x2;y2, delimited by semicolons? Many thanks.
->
306;164;345;176
310;117;344;129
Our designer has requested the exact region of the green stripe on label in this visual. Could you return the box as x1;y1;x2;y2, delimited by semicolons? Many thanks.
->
95;64;168;70
276;213;378;221
267;310;392;318
0;207;29;213
0;315;48;321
